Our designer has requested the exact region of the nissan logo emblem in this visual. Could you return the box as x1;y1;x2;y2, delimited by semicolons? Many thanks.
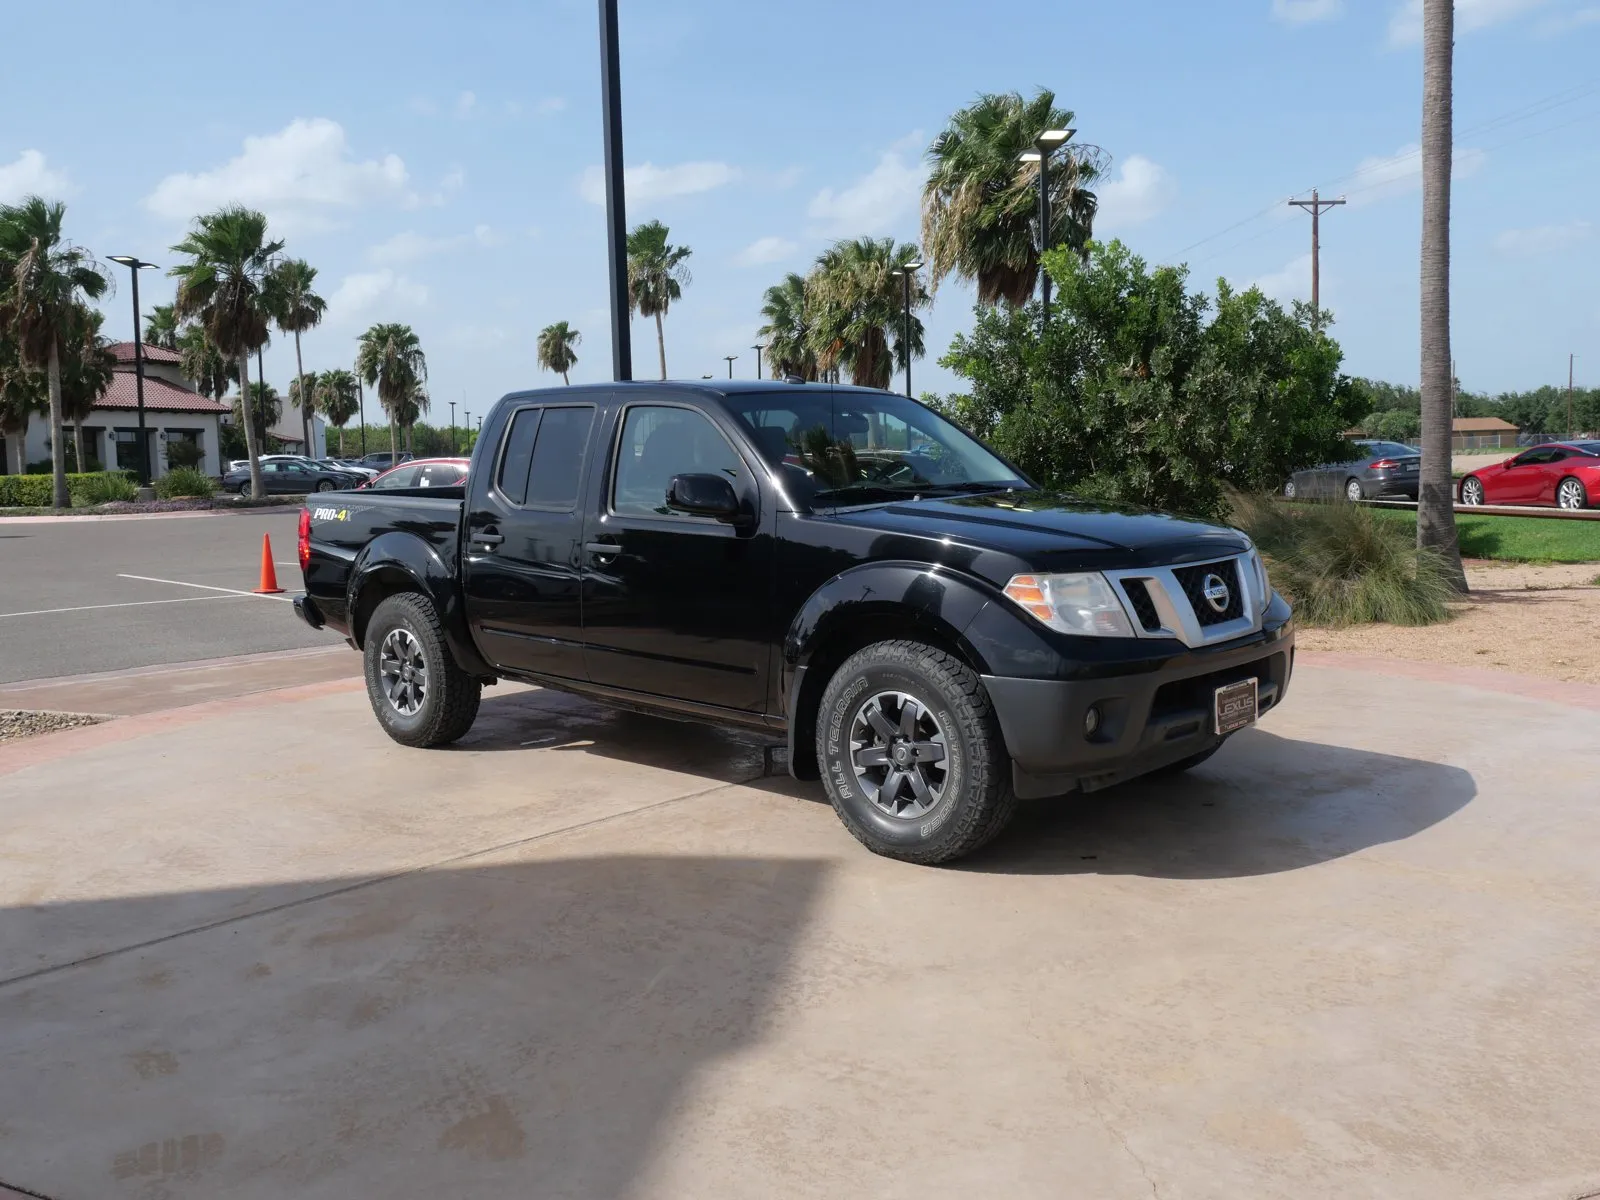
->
1201;573;1231;613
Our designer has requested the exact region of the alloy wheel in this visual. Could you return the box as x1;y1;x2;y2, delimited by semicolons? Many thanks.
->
378;627;428;716
1462;478;1484;505
849;690;949;819
1558;479;1587;510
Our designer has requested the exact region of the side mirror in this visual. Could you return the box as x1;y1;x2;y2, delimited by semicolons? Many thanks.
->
666;473;742;521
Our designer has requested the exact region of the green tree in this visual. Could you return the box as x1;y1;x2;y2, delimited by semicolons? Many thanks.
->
315;368;360;455
0;197;110;506
757;273;818;381
176;322;236;402
626;220;691;380
60;305;115;471
234;380;280;450
806;238;928;390
356;323;427;460
536;321;580;384
1418;0;1466;590
0;333;45;475
922;89;1108;307
144;303;179;351
266;258;326;453
168;206;283;499
938;240;1364;518
287;370;318;449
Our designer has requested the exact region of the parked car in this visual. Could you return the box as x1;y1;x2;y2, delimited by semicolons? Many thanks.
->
1459;441;1600;509
1284;440;1421;503
357;451;415;471
295;381;1293;865
307;457;378;480
223;459;363;495
363;457;470;490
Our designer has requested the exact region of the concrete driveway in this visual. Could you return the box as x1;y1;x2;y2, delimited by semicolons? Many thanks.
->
2;659;1598;1199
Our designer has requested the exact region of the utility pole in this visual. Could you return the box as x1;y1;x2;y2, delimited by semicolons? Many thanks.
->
1287;189;1346;318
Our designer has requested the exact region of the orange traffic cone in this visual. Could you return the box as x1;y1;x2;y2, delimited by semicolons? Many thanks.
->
254;533;284;594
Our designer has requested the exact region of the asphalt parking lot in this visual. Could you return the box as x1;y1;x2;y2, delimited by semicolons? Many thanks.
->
2;657;1599;1199
0;510;338;684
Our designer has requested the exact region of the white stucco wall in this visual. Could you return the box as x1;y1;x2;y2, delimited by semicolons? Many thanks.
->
18;411;223;478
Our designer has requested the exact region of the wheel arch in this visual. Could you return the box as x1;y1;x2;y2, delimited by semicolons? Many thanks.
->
348;532;493;677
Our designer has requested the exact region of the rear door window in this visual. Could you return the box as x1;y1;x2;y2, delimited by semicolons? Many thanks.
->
417;462;467;488
496;409;542;504
374;465;420;489
525;407;595;509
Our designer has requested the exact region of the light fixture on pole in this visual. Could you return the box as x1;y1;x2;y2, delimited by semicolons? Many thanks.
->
449;400;457;455
107;256;158;486
891;260;923;398
1017;128;1074;331
463;410;470;451
724;355;738;379
751;344;764;379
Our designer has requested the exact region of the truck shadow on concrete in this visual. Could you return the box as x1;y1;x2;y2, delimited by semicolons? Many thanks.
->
464;691;1475;882
0;853;827;1200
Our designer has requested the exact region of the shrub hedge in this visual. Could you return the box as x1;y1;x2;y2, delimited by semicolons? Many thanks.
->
0;471;139;508
154;467;217;499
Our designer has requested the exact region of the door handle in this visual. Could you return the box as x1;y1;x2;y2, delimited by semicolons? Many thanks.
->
585;541;620;560
472;529;504;548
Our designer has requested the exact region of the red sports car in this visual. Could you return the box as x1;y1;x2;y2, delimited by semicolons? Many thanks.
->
362;457;470;490
1459;441;1600;510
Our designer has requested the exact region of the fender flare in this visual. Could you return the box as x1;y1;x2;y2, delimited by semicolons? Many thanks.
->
348;531;493;677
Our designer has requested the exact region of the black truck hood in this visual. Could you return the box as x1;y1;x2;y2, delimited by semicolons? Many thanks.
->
826;490;1250;569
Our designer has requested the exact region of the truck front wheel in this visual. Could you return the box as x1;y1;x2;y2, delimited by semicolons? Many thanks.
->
816;640;1016;864
363;592;481;747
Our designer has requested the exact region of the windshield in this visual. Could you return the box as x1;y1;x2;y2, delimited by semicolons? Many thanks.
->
1570;441;1600;456
721;389;1025;507
1363;442;1419;458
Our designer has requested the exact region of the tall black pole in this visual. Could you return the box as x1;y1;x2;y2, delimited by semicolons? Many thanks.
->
1037;151;1052;333
129;269;150;486
449;400;456;455
357;375;367;455
901;269;913;398
752;345;763;379
599;0;632;382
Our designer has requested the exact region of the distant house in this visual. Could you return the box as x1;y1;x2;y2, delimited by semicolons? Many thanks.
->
1452;417;1519;452
2;343;228;477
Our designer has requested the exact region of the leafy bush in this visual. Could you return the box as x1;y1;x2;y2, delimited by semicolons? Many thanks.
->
155;467;217;499
165;439;204;470
1232;493;1456;627
72;472;138;505
0;475;54;506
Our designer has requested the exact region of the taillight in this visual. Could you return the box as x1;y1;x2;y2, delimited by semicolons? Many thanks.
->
297;508;312;572
1369;458;1398;470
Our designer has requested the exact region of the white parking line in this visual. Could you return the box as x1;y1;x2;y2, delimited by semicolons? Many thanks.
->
0;595;246;619
116;573;296;603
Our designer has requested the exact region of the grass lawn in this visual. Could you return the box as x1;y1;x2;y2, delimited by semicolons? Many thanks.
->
1372;509;1600;563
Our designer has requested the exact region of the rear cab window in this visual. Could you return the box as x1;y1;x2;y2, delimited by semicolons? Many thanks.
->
496;405;596;509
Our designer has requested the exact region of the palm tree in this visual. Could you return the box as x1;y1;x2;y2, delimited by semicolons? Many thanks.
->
537;321;581;384
287;370;319;450
60;305;115;471
356;323;427;460
391;379;429;453
144;303;179;351
235;380;280;451
626;220;692;379
266;258;326;454
922;89;1108;307
757;273;819;381
168;206;283;499
0;197;110;506
314;368;360;455
805;238;928;390
176;322;236;402
0;333;45;475
1417;0;1467;592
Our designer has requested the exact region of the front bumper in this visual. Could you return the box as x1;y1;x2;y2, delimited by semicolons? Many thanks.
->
982;626;1294;799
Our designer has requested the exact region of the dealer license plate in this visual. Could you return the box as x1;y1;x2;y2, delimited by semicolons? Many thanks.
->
1214;678;1259;735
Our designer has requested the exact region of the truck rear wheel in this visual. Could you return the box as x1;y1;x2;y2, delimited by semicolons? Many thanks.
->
816;640;1016;864
363;592;481;747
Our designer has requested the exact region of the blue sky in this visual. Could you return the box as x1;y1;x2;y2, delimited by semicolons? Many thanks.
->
3;0;1597;417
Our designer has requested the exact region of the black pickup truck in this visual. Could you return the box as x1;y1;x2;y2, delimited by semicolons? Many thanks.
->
295;380;1293;863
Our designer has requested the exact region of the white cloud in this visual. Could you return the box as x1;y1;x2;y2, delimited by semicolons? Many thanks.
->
1494;219;1592;255
735;236;799;267
444;324;510;350
367;224;500;265
0;149;73;202
1245;254;1313;305
144;119;411;232
1536;5;1600;32
1343;142;1487;206
1095;155;1177;231
329;270;428;323
455;91;477;119
807;133;923;236
578;161;740;206
536;97;567;115
1272;0;1342;23
1388;0;1547;45
408;96;438;117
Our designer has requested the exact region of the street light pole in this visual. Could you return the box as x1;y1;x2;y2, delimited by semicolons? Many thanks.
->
449;400;456;455
598;0;632;382
357;374;367;456
107;256;158;486
1570;353;1578;440
751;344;763;379
724;355;737;379
891;261;923;398
1019;129;1074;334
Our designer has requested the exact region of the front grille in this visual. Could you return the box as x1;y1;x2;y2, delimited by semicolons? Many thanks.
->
1121;579;1162;632
1171;559;1244;626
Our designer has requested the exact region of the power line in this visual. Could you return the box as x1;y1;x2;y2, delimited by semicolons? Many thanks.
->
1286;190;1345;314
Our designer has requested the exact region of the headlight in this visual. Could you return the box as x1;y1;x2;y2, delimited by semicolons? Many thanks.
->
1248;548;1271;613
1003;573;1134;637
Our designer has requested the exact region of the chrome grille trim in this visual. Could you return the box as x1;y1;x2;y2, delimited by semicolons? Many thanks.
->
1105;552;1264;648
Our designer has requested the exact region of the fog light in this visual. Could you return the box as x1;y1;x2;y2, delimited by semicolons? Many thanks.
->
1084;705;1102;738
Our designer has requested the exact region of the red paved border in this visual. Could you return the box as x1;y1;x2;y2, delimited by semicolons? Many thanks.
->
1295;650;1600;711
